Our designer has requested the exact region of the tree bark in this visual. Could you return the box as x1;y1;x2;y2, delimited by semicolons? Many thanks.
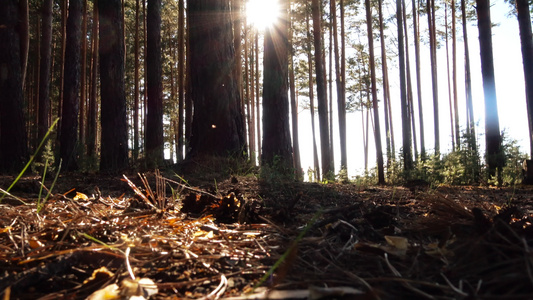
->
412;0;425;161
397;0;413;171
306;9;320;181
38;0;54;144
333;0;347;173
476;0;502;183
366;0;385;184
262;0;293;170
0;0;28;173
145;0;164;167
98;0;129;171
19;0;29;89
60;0;83;171
516;0;533;158
461;0;476;151
188;0;246;158
177;0;185;162
428;0;440;155
87;1;99;159
289;0;301;178
311;0;332;179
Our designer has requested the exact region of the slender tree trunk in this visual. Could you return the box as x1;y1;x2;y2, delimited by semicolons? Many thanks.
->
79;0;88;150
413;0;425;160
402;0;418;162
365;0;385;184
233;0;245;144
58;0;68;137
249;28;256;165
177;0;185;162
476;0;502;182
98;0;129;171
38;0;53;144
333;0;347;173
516;0;533;157
378;0;394;166
289;0;301;178
306;10;320;181
146;0;164;166
60;0;83;171
255;31;261;165
428;0;440;155
185;0;193;152
19;0;29;89
0;0;28;173
461;0;476;150
87;1;99;158
311;0;332;179
452;0;459;148
445;3;456;150
397;0;413;171
133;0;140;161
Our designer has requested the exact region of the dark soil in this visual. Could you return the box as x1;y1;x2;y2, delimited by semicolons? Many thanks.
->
1;168;533;299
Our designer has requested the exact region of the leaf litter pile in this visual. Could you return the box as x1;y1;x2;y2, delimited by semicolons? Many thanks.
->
1;171;533;299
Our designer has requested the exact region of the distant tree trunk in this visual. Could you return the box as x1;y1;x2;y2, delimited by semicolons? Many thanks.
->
57;0;68;138
402;0;418;162
378;0;394;166
366;0;385;184
262;0;293;170
133;0;140;161
87;1;99;158
0;0;28;173
145;0;164;167
19;0;29;89
233;0;244;129
476;0;502;183
98;0;129;171
412;0;425;160
38;0;54;144
185;0;193;151
397;0;413;171
311;0;332;179
461;0;476;150
516;0;533;158
60;0;83;171
333;0;347;173
248;28;256;165
255;32;261;164
79;0;88;149
177;0;185;162
307;5;320;181
289;0;301;178
451;0;460;149
428;0;440;155
445;3;456;150
188;0;246;158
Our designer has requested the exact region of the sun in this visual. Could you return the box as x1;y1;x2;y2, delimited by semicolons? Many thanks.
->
246;0;280;30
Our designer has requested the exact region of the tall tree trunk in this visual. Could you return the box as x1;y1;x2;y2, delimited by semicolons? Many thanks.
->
461;0;476;151
87;1;99;159
262;0;293;170
397;0;413;171
38;0;54;144
451;0;459;148
306;10;320;181
146;0;164;167
79;0;88;150
365;0;385;184
428;0;440;155
185;0;193;152
98;0;129;171
445;3;456;150
233;0;245;143
188;0;246;158
248;28;256;165
402;0;418;162
60;0;83;171
58;0;68;139
476;0;502;183
516;0;533;158
19;0;29;89
311;0;332;179
255;31;261;164
177;0;185;162
289;0;301;178
333;0;347;173
413;0;425;160
378;0;394;166
0;0;28;173
133;0;140;161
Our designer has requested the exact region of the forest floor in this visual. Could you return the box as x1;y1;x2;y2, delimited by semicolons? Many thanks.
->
1;165;533;299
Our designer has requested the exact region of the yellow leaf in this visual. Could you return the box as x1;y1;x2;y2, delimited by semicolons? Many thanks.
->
73;192;89;201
